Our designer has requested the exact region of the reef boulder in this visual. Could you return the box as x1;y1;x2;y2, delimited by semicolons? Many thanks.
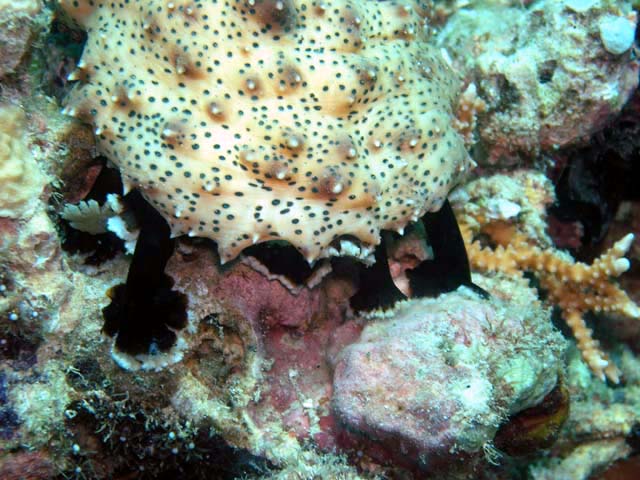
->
332;276;566;473
437;0;639;164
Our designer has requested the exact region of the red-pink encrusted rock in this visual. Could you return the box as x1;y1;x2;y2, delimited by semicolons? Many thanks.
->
332;281;565;473
159;239;567;475
164;240;358;452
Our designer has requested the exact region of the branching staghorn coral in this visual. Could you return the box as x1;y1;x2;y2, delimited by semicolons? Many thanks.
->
462;227;637;383
452;173;639;383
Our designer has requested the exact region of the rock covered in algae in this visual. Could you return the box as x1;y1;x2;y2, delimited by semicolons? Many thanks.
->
60;0;472;262
437;0;639;163
332;276;566;473
0;0;43;78
0;105;47;219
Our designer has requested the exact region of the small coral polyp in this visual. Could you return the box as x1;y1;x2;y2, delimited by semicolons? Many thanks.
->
60;0;470;262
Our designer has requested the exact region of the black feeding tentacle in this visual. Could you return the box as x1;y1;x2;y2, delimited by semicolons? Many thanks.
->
406;199;489;299
102;189;188;356
350;234;408;313
242;242;314;285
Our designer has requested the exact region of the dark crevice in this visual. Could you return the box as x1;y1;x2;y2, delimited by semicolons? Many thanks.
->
549;91;640;261
349;233;407;313
242;242;314;285
58;164;126;265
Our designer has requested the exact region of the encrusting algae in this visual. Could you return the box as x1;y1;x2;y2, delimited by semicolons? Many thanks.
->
59;0;472;263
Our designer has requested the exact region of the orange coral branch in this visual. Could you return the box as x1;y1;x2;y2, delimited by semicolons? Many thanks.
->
453;83;486;147
462;224;639;383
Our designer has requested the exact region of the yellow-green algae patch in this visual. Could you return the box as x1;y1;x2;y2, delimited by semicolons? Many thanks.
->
8;362;71;443
0;105;47;218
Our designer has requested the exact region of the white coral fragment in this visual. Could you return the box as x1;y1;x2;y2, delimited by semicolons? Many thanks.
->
61;194;138;251
599;15;636;55
61;194;123;235
61;199;109;234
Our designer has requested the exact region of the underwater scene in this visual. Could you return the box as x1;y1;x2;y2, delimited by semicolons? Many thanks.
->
1;0;640;478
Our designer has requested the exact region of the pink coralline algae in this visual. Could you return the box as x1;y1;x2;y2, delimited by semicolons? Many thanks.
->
165;241;357;447
332;282;565;474
163;240;565;476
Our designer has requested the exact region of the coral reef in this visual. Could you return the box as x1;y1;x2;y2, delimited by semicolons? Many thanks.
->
437;0;639;164
60;0;473;263
451;171;639;382
0;0;639;478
